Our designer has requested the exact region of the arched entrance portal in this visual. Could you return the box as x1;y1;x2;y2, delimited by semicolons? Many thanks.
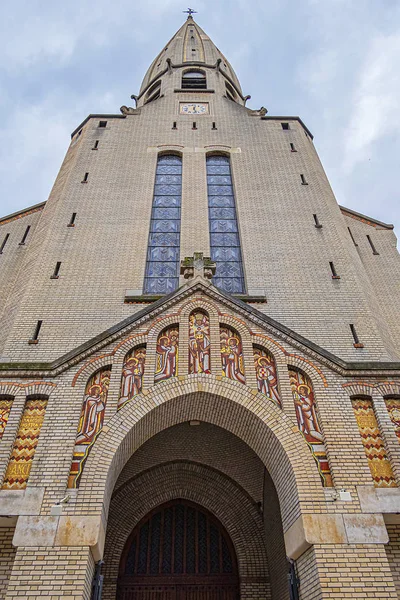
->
117;500;239;600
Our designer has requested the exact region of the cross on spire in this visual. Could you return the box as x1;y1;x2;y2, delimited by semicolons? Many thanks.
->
183;8;197;18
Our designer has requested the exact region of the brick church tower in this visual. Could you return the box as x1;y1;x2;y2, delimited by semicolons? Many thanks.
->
1;13;400;600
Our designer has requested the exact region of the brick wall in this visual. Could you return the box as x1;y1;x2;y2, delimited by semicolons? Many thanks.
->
385;524;400;599
0;527;16;600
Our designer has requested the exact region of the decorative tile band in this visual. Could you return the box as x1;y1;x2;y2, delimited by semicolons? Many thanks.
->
352;397;396;488
2;398;47;489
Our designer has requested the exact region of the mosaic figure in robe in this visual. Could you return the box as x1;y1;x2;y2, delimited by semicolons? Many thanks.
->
155;328;179;382
253;348;281;406
292;382;324;444
120;347;146;405
189;312;211;374
76;371;110;445
220;328;245;384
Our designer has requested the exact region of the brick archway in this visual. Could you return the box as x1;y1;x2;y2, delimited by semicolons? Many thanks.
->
102;461;269;600
78;375;324;532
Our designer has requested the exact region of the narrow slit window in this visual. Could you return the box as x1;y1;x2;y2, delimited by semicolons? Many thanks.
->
172;122;177;129
68;213;77;227
281;123;290;130
98;121;107;128
19;226;31;245
290;143;297;152
30;320;43;343
367;235;379;255
212;122;217;130
313;214;322;228
207;155;245;294
143;154;182;295
350;324;364;348
92;140;99;150
82;172;89;183
192;122;197;130
300;174;308;185
51;262;61;279
348;227;358;246
329;262;340;279
0;233;10;254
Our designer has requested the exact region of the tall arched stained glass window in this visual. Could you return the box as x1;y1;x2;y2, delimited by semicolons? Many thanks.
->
207;155;245;294
144;155;182;294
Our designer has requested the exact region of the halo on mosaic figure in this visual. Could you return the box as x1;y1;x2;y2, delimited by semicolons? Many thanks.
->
68;366;112;488
253;345;282;407
118;346;147;410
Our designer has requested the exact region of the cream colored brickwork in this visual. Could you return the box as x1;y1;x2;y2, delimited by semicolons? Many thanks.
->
0;14;399;600
386;524;400;599
0;528;16;600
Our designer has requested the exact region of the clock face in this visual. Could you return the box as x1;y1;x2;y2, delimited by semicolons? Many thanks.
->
179;103;209;115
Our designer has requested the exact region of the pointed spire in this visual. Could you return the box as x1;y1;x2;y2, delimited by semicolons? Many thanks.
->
138;16;244;102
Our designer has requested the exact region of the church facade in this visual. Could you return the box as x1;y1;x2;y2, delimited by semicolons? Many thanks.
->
1;14;400;600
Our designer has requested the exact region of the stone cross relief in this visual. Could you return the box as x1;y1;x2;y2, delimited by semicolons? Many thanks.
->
180;253;216;281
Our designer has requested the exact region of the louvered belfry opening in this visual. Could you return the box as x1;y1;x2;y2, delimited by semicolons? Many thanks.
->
118;500;239;600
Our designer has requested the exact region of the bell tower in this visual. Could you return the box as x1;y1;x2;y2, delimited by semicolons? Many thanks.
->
136;14;246;108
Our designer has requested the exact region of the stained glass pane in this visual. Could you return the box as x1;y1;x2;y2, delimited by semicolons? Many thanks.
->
208;196;235;208
158;155;182;164
145;154;182;294
152;207;180;220
210;233;239;247
213;278;245;293
156;164;182;175
207;165;231;175
221;536;233;573
155;174;181;185
146;262;177;277
210;220;238;233
212;247;242;262
154;184;181;196
149;232;180;247
150;220;180;233
207;156;245;294
147;247;179;262
208;185;233;196
153;196;181;207
143;277;178;294
207;155;230;165
209;207;235;220
207;175;232;185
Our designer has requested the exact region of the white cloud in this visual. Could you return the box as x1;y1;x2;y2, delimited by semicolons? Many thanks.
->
343;31;400;172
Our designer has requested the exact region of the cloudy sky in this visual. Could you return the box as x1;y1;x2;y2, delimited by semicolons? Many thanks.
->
1;0;399;236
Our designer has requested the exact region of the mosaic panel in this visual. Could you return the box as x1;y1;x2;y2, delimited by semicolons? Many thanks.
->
189;311;211;374
2;397;47;490
253;347;281;407
144;155;182;294
220;327;245;384
353;397;397;487
0;397;13;440
289;369;333;487
385;397;400;443
68;367;111;488
155;327;179;383
119;347;146;410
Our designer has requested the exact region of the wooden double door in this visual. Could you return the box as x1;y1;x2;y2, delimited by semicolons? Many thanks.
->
117;501;239;600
